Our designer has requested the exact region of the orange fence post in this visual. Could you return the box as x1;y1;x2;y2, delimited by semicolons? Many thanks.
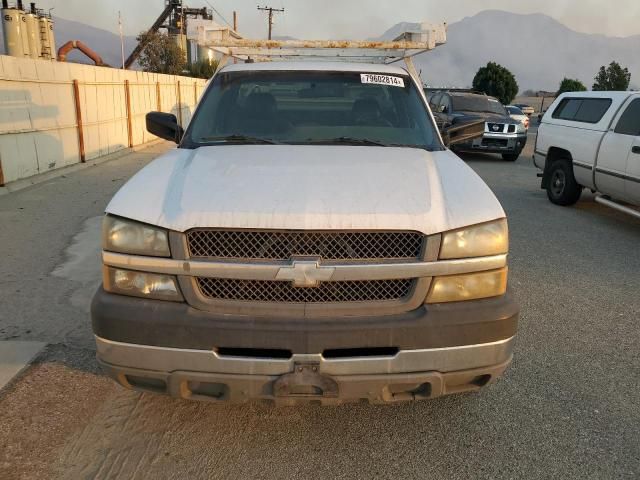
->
193;81;197;105
156;81;161;111
72;79;86;163
0;158;4;186
124;79;133;148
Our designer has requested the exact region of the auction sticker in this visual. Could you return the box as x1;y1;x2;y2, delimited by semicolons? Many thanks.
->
360;73;405;87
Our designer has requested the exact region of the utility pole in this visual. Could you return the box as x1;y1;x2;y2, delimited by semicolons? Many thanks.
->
118;11;125;69
257;6;284;40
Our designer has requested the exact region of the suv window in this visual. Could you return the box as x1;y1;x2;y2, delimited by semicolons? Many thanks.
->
185;70;442;150
552;98;612;123
429;93;442;110
614;98;640;136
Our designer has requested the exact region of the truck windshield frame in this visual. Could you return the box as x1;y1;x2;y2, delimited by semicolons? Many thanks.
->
181;70;444;151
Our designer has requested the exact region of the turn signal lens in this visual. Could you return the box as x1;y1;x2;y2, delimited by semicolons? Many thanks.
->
426;268;508;304
103;267;183;302
440;219;508;260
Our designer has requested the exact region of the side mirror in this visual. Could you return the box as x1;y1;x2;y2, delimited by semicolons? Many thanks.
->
440;105;448;114
442;120;485;147
146;112;184;144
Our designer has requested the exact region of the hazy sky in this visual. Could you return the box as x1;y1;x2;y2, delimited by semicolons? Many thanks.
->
34;0;640;39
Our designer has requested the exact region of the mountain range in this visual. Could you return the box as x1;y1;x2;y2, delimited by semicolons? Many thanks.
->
1;10;638;91
379;10;640;91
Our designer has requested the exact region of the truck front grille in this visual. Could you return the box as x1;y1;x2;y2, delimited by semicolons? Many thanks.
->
196;277;415;303
186;230;424;261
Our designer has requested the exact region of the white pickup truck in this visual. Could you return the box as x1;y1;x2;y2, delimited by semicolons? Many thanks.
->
91;61;518;405
534;91;640;217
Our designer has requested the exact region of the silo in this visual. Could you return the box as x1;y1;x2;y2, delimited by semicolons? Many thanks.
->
39;14;55;60
25;3;41;58
1;1;30;57
46;17;55;59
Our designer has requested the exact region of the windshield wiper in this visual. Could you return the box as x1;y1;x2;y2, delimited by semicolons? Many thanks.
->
198;134;280;145
306;137;389;146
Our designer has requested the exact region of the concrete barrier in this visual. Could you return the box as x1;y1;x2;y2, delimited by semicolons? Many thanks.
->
0;55;207;186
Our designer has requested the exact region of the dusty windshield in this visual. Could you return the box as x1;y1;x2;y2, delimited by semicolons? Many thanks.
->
452;95;507;116
184;70;442;150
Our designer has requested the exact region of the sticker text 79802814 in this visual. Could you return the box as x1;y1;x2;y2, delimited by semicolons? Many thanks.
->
360;74;405;88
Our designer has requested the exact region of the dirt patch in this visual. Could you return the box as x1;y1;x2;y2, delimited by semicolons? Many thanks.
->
0;362;116;480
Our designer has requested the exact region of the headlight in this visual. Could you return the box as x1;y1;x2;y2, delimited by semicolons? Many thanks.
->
103;266;183;302
516;123;526;133
426;268;507;304
102;216;170;257
440;219;508;260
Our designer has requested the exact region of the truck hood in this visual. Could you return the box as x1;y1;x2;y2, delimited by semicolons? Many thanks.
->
106;145;505;235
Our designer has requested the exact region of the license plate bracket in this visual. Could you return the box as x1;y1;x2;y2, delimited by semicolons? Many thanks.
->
273;362;338;398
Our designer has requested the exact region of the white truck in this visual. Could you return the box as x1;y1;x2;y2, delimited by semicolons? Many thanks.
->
534;91;640;217
91;60;518;405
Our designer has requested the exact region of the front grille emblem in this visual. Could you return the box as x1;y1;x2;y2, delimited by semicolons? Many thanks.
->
275;260;335;288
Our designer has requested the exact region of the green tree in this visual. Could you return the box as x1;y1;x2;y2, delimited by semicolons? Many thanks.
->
187;59;219;79
592;61;631;91
472;62;519;105
557;78;587;96
136;31;186;75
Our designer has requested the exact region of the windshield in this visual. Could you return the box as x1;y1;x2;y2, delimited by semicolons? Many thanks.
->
451;95;507;116
183;70;442;150
506;106;524;115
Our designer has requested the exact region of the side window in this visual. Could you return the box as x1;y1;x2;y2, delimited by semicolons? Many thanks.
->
614;98;640;136
430;93;441;110
552;98;612;123
441;95;451;113
552;99;581;120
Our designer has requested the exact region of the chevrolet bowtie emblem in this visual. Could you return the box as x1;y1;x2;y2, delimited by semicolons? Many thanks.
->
275;260;335;287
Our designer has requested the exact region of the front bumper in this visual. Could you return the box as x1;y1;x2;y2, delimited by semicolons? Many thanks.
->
97;336;514;405
455;133;528;154
92;289;518;404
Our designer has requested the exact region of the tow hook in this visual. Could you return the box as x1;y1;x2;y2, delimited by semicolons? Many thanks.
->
273;362;339;398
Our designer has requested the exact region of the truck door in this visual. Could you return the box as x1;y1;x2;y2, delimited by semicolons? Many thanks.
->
596;98;638;199
611;97;640;204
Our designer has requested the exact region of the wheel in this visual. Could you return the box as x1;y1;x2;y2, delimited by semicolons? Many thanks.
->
546;159;582;206
502;153;520;161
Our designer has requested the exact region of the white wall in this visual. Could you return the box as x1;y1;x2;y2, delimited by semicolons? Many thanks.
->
0;55;207;185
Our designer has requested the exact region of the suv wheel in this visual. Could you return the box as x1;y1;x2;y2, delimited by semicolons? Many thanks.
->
502;153;520;162
546;159;582;206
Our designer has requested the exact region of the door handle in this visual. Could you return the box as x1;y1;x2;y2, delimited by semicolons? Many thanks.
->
632;146;640;154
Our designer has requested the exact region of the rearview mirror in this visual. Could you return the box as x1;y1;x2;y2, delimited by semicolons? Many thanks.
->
442;120;485;147
146;112;184;144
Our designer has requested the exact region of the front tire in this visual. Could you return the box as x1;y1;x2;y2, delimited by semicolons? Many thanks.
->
502;152;520;162
546;159;582;206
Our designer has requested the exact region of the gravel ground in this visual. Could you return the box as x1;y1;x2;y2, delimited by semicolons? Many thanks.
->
0;135;638;479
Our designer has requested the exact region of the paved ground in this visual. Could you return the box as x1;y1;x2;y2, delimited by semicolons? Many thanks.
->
0;134;639;479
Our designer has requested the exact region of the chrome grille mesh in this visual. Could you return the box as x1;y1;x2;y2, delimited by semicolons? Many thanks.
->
186;230;424;261
196;278;414;303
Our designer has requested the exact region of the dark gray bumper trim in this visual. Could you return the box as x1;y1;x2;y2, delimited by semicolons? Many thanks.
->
91;288;519;353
